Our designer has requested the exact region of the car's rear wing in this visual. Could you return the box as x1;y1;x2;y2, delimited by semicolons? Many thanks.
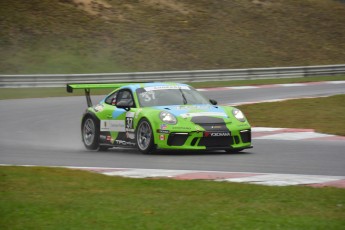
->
66;83;129;107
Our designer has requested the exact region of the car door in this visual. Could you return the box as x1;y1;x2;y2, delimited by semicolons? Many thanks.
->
103;89;137;147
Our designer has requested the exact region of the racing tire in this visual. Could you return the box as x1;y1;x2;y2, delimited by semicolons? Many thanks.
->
82;116;100;150
136;118;155;154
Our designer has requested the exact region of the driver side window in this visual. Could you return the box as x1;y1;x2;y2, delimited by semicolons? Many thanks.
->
105;91;118;106
116;90;135;108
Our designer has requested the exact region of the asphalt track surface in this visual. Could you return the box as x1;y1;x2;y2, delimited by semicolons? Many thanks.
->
1;82;344;176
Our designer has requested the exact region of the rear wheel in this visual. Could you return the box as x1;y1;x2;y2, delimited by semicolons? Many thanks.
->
136;118;155;154
82;117;99;150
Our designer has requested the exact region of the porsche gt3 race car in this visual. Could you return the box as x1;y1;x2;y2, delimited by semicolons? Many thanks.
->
67;82;252;154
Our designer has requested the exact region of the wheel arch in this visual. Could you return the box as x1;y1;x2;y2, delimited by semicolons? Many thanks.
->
136;115;161;145
135;115;159;153
81;111;102;150
81;111;100;131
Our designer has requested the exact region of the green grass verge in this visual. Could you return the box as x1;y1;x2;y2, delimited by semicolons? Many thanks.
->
1;75;344;100
238;94;345;136
1;166;344;230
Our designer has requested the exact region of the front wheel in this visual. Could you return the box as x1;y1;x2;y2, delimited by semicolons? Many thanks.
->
136;118;155;154
82;117;100;150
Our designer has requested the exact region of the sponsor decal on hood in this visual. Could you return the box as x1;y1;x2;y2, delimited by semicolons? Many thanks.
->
180;112;228;118
153;105;228;118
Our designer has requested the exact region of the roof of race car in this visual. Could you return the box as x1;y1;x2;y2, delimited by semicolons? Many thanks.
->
120;82;191;91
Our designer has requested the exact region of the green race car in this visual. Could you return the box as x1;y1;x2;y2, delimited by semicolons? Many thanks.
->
67;82;252;154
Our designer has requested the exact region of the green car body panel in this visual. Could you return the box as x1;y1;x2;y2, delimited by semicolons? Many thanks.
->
67;82;252;153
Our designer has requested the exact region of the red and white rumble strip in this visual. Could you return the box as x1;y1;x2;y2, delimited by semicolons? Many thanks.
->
72;167;345;188
2;163;345;188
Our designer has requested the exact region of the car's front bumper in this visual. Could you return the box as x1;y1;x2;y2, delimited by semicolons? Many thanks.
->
154;128;252;151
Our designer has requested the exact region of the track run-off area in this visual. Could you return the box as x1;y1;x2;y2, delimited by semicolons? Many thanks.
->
1;81;344;187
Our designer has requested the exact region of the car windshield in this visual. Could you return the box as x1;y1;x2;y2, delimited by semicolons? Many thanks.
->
136;85;210;107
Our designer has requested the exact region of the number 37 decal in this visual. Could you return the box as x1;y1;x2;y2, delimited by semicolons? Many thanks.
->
125;112;135;131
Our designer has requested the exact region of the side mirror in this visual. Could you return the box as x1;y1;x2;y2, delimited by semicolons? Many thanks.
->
116;100;133;111
209;99;218;105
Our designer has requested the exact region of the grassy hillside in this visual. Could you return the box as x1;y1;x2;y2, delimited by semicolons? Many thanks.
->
0;0;345;74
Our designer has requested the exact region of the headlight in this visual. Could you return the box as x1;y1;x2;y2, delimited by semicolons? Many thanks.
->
159;111;177;124
232;108;246;122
